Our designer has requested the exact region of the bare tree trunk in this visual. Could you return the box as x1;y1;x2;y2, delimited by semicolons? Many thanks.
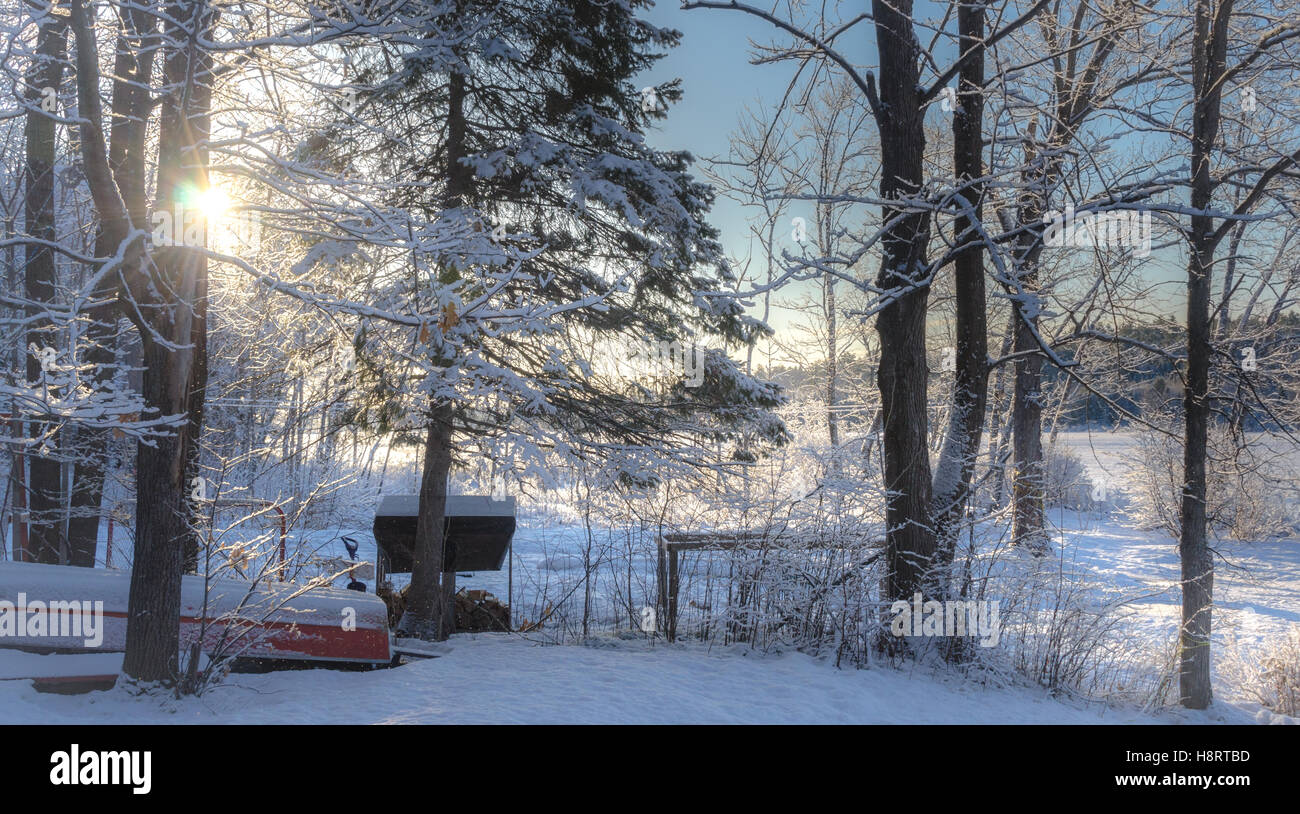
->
127;338;195;681
824;265;839;462
873;0;935;604
23;9;70;565
1011;302;1047;548
398;402;455;640
126;5;212;679
1007;123;1052;553
68;5;157;567
931;0;990;580
1004;5;1128;552
1179;0;1226;710
69;0;214;683
181;236;210;574
4;206;28;561
399;66;473;641
986;306;1017;510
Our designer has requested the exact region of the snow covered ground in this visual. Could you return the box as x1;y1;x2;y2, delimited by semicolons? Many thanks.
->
1051;430;1300;647
0;634;1277;724
2;429;1296;724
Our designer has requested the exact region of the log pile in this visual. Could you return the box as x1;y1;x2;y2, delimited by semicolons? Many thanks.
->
377;582;510;632
455;589;511;632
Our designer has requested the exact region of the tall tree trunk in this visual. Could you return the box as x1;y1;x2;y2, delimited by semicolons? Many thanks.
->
1008;124;1051;553
127;336;194;681
398;67;472;641
986;306;1017;511
71;0;215;684
67;6;158;567
182;256;209;575
1010;298;1047;548
23;9;70;565
823;210;839;473
1005;7;1124;552
5;210;28;561
930;0;990;581
399;403;455;639
1179;0;1228;711
873;0;935;604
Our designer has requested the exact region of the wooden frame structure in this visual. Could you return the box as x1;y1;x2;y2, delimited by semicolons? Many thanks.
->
655;531;780;642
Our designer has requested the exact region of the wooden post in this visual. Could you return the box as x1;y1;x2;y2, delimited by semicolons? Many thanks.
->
443;569;457;638
667;545;679;643
655;539;667;638
11;428;27;563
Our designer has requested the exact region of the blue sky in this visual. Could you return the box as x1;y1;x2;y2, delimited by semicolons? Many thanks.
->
637;2;833;339
640;4;780;167
633;2;1195;350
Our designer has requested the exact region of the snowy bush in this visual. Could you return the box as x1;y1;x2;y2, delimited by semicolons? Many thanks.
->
493;432;893;665
1123;429;1184;537
1042;443;1091;510
1222;626;1300;717
669;512;885;664
969;529;1177;703
1123;422;1299;541
1258;630;1300;716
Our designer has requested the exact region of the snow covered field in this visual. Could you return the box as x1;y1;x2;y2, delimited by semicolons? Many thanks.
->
0;634;1277;724
1051;430;1300;649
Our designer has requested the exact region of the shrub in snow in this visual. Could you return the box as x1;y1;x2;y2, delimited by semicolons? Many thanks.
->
975;541;1170;702
1258;630;1300;717
1123;420;1298;541
1222;626;1300;717
493;437;891;664
1041;442;1091;510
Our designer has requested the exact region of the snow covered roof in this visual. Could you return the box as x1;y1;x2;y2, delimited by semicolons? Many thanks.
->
374;495;516;518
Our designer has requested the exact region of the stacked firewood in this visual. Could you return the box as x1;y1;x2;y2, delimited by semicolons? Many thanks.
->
377;583;511;633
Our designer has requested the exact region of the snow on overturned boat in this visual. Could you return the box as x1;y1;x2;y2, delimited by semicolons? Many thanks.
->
0;561;391;667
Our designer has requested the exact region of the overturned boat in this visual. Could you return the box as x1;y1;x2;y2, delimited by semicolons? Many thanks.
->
0;560;392;673
0;494;517;689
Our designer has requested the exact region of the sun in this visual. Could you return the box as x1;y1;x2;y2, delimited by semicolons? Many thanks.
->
195;187;231;221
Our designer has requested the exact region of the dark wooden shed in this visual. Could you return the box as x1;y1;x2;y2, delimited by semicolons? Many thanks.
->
372;495;516;582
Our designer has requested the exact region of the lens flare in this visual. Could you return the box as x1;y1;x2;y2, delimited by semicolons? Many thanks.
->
196;187;230;221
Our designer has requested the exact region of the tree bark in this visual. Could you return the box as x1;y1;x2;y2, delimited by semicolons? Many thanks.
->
1006;9;1122;553
985;306;1017;511
1179;0;1228;711
67;5;158;567
398;67;472;641
930;0;990;577
70;0;215;684
825;291;838;449
873;0;935;604
398;402;455;640
1010;303;1047;548
22;8;70;565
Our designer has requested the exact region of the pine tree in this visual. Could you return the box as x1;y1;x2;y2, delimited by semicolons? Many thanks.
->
325;0;787;640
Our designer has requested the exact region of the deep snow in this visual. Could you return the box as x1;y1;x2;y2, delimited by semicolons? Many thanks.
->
0;634;1280;724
